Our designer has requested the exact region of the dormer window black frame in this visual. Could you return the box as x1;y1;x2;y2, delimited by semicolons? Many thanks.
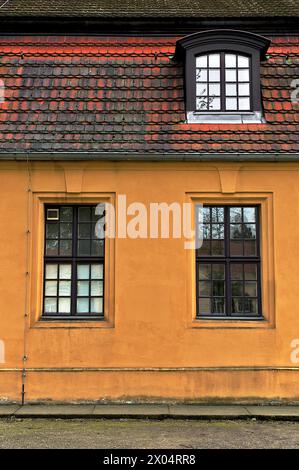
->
175;30;271;124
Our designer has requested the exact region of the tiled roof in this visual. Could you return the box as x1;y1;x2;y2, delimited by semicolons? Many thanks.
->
0;0;298;18
0;35;298;154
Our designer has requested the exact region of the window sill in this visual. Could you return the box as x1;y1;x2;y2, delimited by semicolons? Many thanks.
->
187;111;265;124
190;316;272;329
31;316;114;329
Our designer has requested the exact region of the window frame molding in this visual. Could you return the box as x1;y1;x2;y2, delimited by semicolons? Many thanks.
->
185;192;275;329
29;192;115;329
175;29;271;122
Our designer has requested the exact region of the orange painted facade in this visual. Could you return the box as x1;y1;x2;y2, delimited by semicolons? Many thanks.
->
0;160;299;403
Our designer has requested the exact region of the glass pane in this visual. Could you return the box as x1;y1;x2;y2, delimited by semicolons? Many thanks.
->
45;264;58;280
244;264;257;280
78;240;90;256
59;240;72;256
226;98;237;110
239;97;250;110
58;298;71;314
232;298;243;314
212;264;225;280
225;69;236;82
209;97;221;110
78;207;91;222
243;207;256;223
91;264;103;280
78;223;91;239
199;240;211;255
196;69;207;82
244;240;257;256
44;298;57;313
60;207;72;222
230;240;243;256
77;298;89;313
244;282;257;297
196;97;208;110
77;264;90;280
209;69;220;81
203;207;210;222
91;298;103;314
91;281;103;297
46;240;58;256
230;224;243;239
232;281;243;296
45;281;57;296
211;207;224;223
198;264;211;280
60;223;72;238
59;264;72;279
209;84;220;96
209;54;220;67
212;298;225;314
211;240;224;256
199;298;211;314
199;281;211;296
212;224;224;239
196;55;207;67
203;224;211;239
196;83;208;96
238;69;250;82
243;224;256;239
238;55;249;68
238;83;250;96
244;298;258;314
213;280;224;296
230;207;242;223
231;264;243;280
91;240;104;256
226;84;237;96
46;224;59;239
77;281;89;296
59;281;71;296
225;54;236;67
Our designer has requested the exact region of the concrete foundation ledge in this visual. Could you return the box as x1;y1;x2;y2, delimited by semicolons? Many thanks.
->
1;404;299;420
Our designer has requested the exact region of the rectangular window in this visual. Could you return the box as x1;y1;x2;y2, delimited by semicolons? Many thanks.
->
43;205;105;319
196;205;262;319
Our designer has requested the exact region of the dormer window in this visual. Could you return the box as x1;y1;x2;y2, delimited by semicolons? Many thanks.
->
175;30;271;124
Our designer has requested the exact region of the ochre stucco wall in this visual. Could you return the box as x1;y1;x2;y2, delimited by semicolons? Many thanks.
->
0;160;298;403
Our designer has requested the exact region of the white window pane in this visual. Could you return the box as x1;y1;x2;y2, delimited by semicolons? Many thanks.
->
45;264;58;280
91;264;103;279
59;298;71;314
209;53;220;67
196;83;208;96
44;298;57;313
59;281;71;296
77;264;90;279
209;84;220;96
238;83;250;96
77;298;89;313
196;55;207;67
209;69;220;81
238;55;249;67
226;98;238;110
209;97;221;110
45;281;57;296
225;54;236;68
77;281;89;296
225;69;236;82
238;69;250;82
59;264;72;279
239;97;250;110
196;98;208;110
196;69;207;82
91;298;103;314
91;281;103;296
226;84;237;96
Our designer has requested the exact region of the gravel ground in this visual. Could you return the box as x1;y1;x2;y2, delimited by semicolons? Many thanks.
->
0;418;298;449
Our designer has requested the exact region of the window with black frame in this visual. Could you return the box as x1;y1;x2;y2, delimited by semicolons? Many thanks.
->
43;205;105;319
196;205;262;319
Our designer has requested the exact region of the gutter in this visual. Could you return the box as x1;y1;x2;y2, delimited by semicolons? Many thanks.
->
0;152;299;162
